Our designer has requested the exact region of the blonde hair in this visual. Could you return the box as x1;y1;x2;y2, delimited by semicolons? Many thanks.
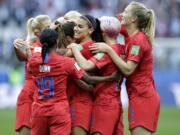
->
99;16;121;38
64;11;81;21
26;17;34;41
26;15;51;41
56;17;65;24
129;2;155;44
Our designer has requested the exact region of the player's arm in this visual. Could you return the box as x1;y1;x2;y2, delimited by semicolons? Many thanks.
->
73;71;121;92
81;71;121;84
73;79;94;91
13;39;28;61
67;43;96;71
56;48;69;56
65;48;73;57
69;61;120;92
90;43;138;76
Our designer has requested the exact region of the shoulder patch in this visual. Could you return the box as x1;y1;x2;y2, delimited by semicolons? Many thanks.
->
77;44;83;51
34;47;42;53
131;45;140;55
94;52;104;60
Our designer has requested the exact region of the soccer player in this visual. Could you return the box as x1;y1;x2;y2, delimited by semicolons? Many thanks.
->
13;15;51;135
89;2;160;135
68;16;125;135
28;28;83;135
68;14;104;135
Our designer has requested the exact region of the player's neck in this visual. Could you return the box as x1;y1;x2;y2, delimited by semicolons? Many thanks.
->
126;25;139;37
49;48;57;54
80;36;92;43
104;37;117;46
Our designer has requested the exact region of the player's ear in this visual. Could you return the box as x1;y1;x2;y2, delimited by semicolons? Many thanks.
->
34;29;40;37
88;27;94;35
131;15;137;23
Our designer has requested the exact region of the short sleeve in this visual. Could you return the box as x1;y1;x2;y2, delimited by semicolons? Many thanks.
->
28;53;42;76
126;43;144;63
67;60;85;79
90;52;111;69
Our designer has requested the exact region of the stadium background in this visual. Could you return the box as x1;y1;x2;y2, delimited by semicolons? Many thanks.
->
0;0;180;134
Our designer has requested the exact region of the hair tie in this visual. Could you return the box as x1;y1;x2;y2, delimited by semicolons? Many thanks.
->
43;42;48;47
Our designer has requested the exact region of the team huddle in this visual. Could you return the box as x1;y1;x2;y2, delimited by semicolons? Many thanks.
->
13;1;160;135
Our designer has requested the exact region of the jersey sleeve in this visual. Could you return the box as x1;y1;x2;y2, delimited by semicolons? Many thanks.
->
27;53;42;76
126;42;144;63
90;52;111;69
66;59;85;79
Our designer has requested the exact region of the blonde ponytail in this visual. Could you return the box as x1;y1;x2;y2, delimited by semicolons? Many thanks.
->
26;18;34;42
130;2;156;45
144;9;155;44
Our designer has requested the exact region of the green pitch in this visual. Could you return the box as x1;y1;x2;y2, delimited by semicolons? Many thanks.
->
0;107;180;135
123;107;180;135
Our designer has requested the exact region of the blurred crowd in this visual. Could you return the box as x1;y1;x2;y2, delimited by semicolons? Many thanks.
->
0;0;180;86
0;0;180;36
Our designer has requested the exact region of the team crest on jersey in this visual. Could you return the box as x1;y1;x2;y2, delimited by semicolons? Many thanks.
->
34;47;42;53
39;65;51;72
131;45;140;55
94;52;104;60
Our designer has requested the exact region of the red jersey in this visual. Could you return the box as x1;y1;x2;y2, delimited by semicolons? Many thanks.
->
25;40;42;80
90;44;125;104
67;40;95;102
80;40;95;58
125;31;156;98
28;53;84;116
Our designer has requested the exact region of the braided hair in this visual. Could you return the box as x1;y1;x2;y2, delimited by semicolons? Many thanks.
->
40;29;58;64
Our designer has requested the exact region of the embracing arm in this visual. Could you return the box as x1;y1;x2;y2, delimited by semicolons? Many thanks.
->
74;79;94;91
82;71;121;84
14;48;28;61
13;38;35;61
90;43;138;76
107;47;137;76
68;44;96;71
13;39;28;61
74;71;121;92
